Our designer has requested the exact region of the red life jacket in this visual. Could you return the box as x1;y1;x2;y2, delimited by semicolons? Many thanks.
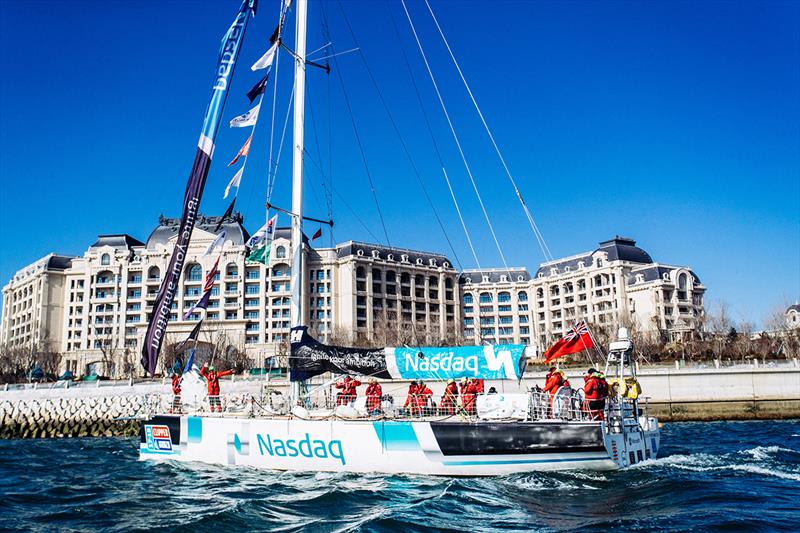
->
415;386;433;408
365;383;382;410
584;375;599;400
404;384;419;407
543;373;563;395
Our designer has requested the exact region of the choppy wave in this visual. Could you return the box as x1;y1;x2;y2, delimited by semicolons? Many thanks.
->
1;420;799;532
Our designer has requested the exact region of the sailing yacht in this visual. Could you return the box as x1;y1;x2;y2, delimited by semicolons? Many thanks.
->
138;0;660;475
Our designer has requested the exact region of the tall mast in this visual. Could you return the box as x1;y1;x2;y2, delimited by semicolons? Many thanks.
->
289;0;307;403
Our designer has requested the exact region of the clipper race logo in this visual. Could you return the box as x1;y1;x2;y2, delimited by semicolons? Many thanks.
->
144;425;173;453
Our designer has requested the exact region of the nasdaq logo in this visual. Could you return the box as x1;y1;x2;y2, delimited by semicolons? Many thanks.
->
256;433;346;465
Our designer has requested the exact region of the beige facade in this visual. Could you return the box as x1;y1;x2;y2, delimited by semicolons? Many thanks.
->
1;226;705;376
1;254;73;352
460;237;706;348
1;213;457;377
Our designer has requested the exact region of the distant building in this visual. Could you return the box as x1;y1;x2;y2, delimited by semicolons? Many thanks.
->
1;254;74;353
787;304;800;329
459;237;706;347
1;213;457;377
1;222;705;376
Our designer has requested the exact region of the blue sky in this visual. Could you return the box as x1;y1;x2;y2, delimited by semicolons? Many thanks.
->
0;0;798;327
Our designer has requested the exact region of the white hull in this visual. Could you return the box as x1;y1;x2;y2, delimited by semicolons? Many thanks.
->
138;414;659;476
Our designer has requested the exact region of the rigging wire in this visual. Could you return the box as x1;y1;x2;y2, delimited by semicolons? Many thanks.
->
422;0;553;262
305;79;334;237
265;0;290;207
386;3;480;271
319;6;336;247
267;81;296;203
400;0;512;277
320;0;391;246
335;0;463;270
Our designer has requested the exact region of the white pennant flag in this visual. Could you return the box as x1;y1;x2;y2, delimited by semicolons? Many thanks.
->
203;230;227;256
246;214;278;248
229;103;260;128
251;41;279;71
224;166;244;199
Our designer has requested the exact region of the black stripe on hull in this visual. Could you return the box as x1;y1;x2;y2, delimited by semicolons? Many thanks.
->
429;421;605;456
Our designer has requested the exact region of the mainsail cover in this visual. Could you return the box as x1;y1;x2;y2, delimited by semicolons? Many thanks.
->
140;0;255;376
290;327;528;382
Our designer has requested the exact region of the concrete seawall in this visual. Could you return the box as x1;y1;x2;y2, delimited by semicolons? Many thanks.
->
1;365;798;438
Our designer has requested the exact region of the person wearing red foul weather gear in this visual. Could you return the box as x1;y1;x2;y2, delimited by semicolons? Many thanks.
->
440;379;459;415
200;363;233;412
365;378;382;415
404;381;420;415
335;375;361;406
584;368;608;420
472;378;485;395
415;381;434;416
543;367;563;397
461;378;478;416
170;373;182;413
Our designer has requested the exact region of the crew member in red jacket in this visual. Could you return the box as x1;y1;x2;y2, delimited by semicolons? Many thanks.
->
460;377;478;415
472;378;485;395
415;381;434;416
335;375;361;406
170;373;182;413
404;381;420;415
365;377;382;415
583;368;607;420
543;367;563;396
440;379;459;415
200;363;233;412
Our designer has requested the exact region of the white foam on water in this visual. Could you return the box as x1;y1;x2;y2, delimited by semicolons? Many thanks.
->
644;454;800;482
507;476;580;491
725;464;800;481
565;471;608;482
739;445;796;460
633;453;720;470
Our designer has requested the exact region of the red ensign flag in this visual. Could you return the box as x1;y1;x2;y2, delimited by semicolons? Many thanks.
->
543;321;594;362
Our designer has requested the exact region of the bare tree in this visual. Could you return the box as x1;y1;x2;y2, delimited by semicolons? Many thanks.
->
0;343;29;383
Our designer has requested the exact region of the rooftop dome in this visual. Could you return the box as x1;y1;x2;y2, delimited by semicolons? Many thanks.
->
145;212;250;249
596;236;653;264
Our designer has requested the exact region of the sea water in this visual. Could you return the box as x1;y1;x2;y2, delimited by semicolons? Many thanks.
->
1;420;798;532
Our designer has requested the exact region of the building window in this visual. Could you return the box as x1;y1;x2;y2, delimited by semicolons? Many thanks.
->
498;292;511;303
276;245;286;259
101;253;110;266
186;263;202;281
479;292;493;304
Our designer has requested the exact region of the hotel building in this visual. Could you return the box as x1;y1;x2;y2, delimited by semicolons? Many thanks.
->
1;215;703;376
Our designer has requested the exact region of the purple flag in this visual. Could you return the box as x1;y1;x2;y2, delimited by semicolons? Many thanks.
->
141;0;254;377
